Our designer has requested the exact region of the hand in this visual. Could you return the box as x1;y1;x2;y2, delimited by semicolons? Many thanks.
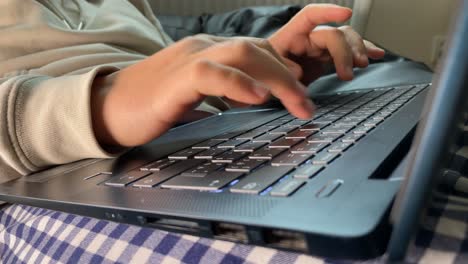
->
91;36;315;147
269;4;386;84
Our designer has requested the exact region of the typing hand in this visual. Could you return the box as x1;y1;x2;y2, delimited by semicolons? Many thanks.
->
91;36;314;147
269;4;386;84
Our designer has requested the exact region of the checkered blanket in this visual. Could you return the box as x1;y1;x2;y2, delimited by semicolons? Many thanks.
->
0;192;467;264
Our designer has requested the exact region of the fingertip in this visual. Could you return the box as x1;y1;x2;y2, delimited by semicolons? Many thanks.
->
338;66;354;81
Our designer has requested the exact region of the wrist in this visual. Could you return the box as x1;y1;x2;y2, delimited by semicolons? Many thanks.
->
91;73;121;149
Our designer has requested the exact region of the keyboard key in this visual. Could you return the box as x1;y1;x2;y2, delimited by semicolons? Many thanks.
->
168;148;204;160
269;126;297;135
320;127;348;135
341;133;364;143
194;148;227;159
269;138;303;149
328;142;353;153
181;162;224;177
105;170;151;187
230;165;294;194
140;159;177;171
212;150;248;163
132;159;204;188
192;140;223;149
225;158;266;172
312;152;340;165
249;147;286;160
352;126;374;135
271;153;311;167
285;130;317;139
212;131;244;141
270;179;306;197
217;139;249;149
234;141;267;152
287;119;311;127
252;133;282;143
293;164;324;179
290;142;329;154
308;134;341;143
300;123;327;131
161;171;244;191
236;129;266;140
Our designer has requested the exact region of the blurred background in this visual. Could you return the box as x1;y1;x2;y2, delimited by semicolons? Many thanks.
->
149;0;457;70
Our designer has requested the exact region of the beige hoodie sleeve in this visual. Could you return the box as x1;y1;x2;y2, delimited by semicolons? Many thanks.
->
0;0;173;183
0;67;120;179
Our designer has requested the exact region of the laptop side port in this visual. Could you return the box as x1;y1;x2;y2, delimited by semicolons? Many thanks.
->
213;223;248;243
264;229;308;252
139;216;207;234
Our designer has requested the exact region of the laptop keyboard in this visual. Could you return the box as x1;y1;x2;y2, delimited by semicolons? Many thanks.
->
99;84;429;197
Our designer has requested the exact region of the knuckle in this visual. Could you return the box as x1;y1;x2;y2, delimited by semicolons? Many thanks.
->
190;59;213;79
232;40;256;56
180;35;209;47
329;28;345;39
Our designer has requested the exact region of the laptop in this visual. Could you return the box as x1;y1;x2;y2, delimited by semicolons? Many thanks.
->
0;1;466;261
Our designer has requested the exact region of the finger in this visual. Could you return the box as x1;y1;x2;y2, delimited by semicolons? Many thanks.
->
339;26;369;68
204;40;315;119
271;4;352;49
186;60;273;106
364;40;386;60
309;28;354;80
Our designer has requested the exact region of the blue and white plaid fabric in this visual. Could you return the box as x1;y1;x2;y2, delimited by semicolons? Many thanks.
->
1;192;467;264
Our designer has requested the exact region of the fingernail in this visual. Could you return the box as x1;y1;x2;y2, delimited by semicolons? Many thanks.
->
253;84;270;98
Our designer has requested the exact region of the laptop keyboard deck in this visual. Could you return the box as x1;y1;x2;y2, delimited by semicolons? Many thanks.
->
100;84;428;197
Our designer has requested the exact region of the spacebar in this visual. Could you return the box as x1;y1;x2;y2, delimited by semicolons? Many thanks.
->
229;165;294;194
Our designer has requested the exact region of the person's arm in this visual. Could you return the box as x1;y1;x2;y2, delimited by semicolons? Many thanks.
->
0;67;123;181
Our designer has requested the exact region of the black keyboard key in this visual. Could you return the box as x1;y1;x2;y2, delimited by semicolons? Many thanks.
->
328;142;353;153
212;131;244;141
140;159;177;171
269;126;297;135
104;170;151;187
290;142;329;154
320;127;348;135
352;126;374;135
308;134;341;143
181;162;224;177
285;130;317;139
236;129;266;140
212;150;248;163
192;140;223;149
161;171;244;191
287;119;311;127
341;133;364;143
312;152;340;165
217;139;249;149
234;141;267;152
270;179;306;197
194;148;227;159
252;133;282;143
230;165;294;194
271;153;311;167
169;148;204;160
269;138;303;149
249;146;286;160
293;164;324;179
225;158;266;172
132;159;204;188
300;123;327;131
